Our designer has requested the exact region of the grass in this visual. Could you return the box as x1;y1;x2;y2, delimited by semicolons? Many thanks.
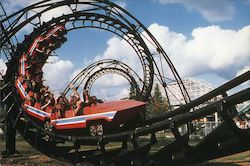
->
208;151;250;165
0;138;68;166
0;138;250;166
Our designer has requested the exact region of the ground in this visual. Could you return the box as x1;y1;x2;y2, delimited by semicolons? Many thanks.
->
0;139;249;166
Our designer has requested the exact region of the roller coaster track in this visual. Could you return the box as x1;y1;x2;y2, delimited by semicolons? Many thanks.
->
0;2;18;60
63;59;142;100
1;1;250;165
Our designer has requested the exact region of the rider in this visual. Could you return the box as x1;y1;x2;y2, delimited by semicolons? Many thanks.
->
69;84;83;116
83;90;91;107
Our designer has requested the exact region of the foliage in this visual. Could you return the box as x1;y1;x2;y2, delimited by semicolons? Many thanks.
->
127;83;170;118
146;83;170;118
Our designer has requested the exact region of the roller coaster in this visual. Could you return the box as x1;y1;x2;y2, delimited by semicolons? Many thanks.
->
0;0;249;165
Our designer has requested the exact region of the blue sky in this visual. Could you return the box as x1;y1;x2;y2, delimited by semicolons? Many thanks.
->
0;0;250;100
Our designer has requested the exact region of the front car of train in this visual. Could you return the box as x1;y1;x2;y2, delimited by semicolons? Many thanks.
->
14;24;146;136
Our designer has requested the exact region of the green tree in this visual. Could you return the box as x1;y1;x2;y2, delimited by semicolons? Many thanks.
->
153;83;163;102
147;83;170;117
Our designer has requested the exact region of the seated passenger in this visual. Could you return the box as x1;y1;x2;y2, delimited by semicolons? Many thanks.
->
18;75;28;91
41;92;55;114
25;93;35;107
56;96;67;118
41;96;51;111
61;93;71;110
33;92;41;109
91;96;98;106
83;90;91;107
18;75;27;84
69;83;80;100
40;86;49;97
43;95;54;114
48;93;55;106
51;103;62;119
70;95;83;116
75;100;84;116
26;79;33;93
70;95;76;107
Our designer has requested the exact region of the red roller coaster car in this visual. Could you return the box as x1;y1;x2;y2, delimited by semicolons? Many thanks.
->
50;100;146;136
21;97;146;136
15;25;146;136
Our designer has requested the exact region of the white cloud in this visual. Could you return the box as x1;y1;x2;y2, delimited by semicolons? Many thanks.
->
147;23;250;80
114;0;127;8
88;36;147;99
94;36;143;76
39;6;73;23
70;68;83;81
196;73;228;87
91;86;129;101
1;0;88;36
43;56;74;95
158;0;235;22
93;74;128;88
0;59;7;80
111;88;129;100
4;0;248;100
237;66;250;76
2;0;40;14
86;23;250;98
68;60;132;101
89;74;130;101
236;65;250;88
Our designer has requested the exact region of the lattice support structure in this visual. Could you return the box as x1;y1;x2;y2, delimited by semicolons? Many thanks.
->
0;1;249;165
0;2;18;60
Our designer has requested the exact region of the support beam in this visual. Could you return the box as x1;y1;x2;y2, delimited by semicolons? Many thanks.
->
1;115;17;157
